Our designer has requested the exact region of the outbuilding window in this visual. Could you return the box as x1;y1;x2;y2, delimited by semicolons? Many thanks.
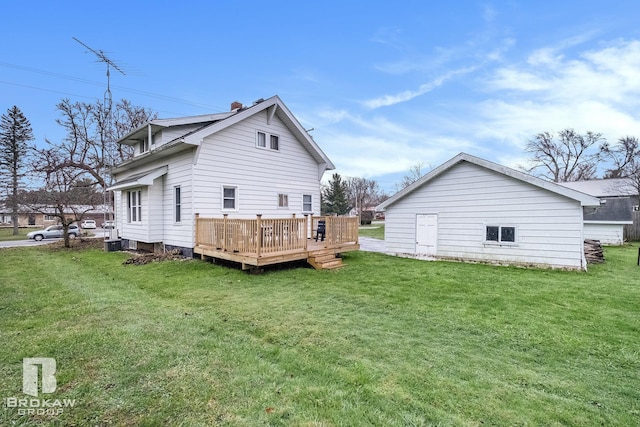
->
486;225;516;243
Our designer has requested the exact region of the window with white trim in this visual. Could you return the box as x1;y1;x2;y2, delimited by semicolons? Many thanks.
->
486;225;516;243
139;138;149;154
44;215;56;221
270;135;279;150
278;194;288;208
222;186;237;210
256;130;279;151
257;132;266;148
174;186;181;223
127;190;142;223
303;194;312;212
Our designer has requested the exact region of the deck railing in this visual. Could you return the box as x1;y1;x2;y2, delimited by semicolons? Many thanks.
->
195;214;359;256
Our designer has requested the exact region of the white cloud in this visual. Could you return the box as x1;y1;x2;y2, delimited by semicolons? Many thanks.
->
363;66;477;109
476;39;640;150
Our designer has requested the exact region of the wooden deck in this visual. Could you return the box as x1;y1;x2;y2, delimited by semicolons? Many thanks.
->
193;214;360;270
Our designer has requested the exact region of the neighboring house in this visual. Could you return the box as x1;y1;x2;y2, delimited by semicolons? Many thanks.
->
376;153;601;270
559;178;635;245
0;204;110;227
108;96;335;256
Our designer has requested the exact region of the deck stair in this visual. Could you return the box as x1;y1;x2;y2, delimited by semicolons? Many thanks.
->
307;249;343;270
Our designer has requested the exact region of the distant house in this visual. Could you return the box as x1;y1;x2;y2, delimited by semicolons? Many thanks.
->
107;95;358;266
376;153;601;270
559;178;635;245
0;204;110;228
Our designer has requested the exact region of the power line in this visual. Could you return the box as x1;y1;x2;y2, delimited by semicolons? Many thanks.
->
0;61;226;112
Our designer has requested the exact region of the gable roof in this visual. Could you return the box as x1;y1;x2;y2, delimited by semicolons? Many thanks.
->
558;178;638;197
377;152;601;210
583;197;633;223
112;95;334;174
117;112;235;146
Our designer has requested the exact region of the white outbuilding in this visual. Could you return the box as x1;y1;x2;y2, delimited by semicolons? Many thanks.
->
376;153;601;270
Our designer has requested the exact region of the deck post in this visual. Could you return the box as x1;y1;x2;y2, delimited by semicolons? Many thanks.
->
195;213;200;246
304;214;309;250
256;214;262;258
223;214;228;252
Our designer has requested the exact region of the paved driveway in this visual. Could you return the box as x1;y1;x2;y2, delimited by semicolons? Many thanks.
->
359;237;386;253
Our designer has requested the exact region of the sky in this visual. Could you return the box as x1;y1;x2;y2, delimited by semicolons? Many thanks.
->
2;1;640;194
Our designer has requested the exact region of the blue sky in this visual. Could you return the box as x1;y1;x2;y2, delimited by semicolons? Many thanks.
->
2;1;640;193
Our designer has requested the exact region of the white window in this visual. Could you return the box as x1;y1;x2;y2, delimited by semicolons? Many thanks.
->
174;186;181;223
222;186;237;210
486;225;516;243
127;190;142;223
278;194;288;208
270;135;279;150
257;131;266;148
303;194;312;212
44;215;56;221
256;130;279;151
139;138;149;154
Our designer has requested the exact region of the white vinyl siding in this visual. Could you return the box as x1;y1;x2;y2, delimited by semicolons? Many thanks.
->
192;109;322;219
114;104;326;250
384;161;586;269
583;222;625;245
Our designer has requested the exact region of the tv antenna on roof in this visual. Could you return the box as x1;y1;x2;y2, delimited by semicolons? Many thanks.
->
72;36;125;112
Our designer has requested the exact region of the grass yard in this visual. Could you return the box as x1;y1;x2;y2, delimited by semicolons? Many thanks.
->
1;243;639;426
358;223;385;240
0;227;30;241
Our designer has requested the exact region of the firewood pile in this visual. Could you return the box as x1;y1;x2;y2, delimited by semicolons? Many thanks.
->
584;239;604;264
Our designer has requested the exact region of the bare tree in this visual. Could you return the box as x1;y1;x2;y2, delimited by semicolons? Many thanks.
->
602;136;640;205
396;162;426;190
0;106;34;235
345;177;383;213
602;136;640;178
523;129;604;182
29;98;156;246
29;147;103;247
33;98;156;190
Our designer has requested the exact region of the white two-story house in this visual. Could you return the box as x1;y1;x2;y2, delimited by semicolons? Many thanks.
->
108;96;335;256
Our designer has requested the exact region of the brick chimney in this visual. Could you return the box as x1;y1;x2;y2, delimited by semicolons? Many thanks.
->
230;101;243;111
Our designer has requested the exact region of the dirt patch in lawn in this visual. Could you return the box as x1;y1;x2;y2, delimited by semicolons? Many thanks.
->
123;249;187;265
47;238;105;251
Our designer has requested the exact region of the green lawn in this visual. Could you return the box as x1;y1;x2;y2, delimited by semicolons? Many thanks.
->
1;243;639;425
0;227;30;241
359;222;385;240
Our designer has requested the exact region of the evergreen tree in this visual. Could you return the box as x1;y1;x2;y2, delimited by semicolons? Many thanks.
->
321;173;350;215
0;106;34;235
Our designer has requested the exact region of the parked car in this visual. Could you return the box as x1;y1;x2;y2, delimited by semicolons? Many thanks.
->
27;224;80;241
81;219;96;229
102;220;115;229
360;210;374;225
